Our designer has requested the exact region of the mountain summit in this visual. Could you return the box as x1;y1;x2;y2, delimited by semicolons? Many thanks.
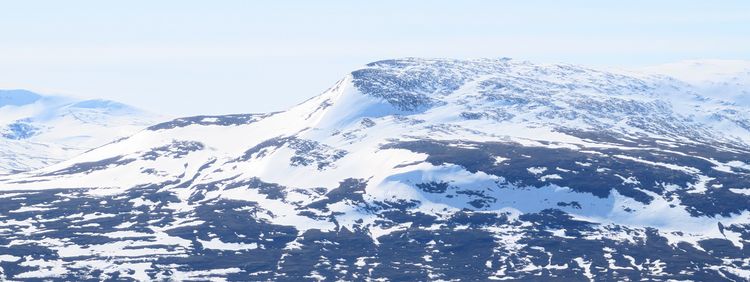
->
1;59;749;281
0;89;164;174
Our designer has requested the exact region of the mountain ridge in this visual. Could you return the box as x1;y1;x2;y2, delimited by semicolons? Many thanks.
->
1;58;750;281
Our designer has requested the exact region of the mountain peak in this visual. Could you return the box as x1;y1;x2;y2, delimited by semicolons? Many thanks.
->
0;89;164;174
0;89;43;107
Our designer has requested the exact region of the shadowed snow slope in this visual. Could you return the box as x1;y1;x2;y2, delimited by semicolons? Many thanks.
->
1;58;750;281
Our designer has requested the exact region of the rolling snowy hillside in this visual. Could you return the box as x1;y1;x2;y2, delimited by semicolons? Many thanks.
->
1;59;750;281
0;90;163;174
641;59;750;107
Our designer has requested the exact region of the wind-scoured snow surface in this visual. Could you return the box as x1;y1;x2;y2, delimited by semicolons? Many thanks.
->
0;90;164;174
2;58;750;281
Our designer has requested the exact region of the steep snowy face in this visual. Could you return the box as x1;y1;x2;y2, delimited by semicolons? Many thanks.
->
1;59;750;281
0;90;164;174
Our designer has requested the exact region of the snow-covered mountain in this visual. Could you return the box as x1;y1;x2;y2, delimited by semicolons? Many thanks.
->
0;89;163;174
640;59;750;107
1;58;750;281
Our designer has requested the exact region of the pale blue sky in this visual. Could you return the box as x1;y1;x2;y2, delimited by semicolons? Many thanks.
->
1;0;748;115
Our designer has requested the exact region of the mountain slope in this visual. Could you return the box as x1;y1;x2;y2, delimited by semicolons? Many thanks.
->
1;59;750;281
0;90;164;174
640;59;750;109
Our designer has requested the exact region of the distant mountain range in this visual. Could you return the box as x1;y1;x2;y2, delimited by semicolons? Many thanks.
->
0;89;164;174
0;59;749;281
